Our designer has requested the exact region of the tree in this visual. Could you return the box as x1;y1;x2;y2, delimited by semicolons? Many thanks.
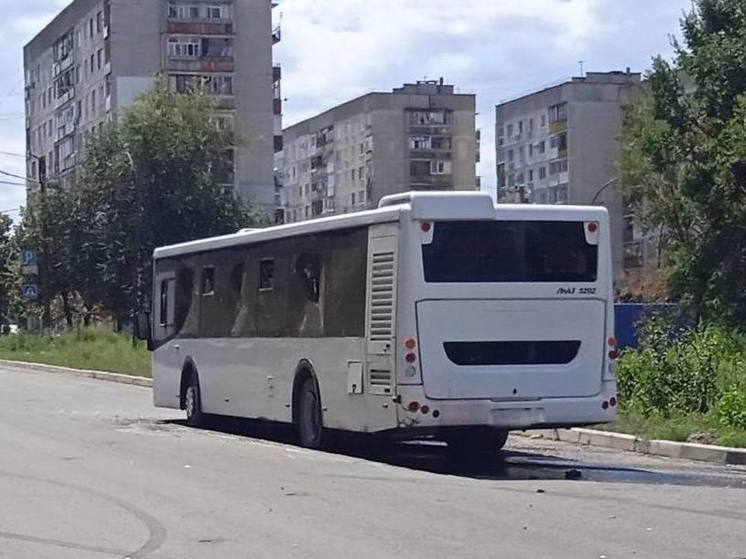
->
19;78;265;328
0;214;19;330
621;0;746;324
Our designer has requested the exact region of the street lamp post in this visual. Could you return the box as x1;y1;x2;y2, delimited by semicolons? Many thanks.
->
590;176;620;206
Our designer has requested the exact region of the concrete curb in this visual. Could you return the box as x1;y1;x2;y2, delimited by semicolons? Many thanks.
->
0;359;152;388
524;427;746;466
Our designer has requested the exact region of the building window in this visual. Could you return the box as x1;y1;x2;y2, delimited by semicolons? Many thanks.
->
549;158;569;175
541;114;547;127
351;192;356;205
518;121;523;135
529;118;534;131
168;38;201;58
96;11;103;34
97;49;103;70
528;169;534;182
409;111;446;125
168;4;203;19
538;140;546;154
507;149;514;162
539;167;547;180
549;102;568;123
206;5;226;19
506;124;513;137
528;143;534;158
431;160;452;175
431;136;451;150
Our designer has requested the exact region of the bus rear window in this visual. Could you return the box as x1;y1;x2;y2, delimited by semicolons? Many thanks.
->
422;221;597;283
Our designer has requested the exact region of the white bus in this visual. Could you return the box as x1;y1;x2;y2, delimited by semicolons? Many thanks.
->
141;191;618;453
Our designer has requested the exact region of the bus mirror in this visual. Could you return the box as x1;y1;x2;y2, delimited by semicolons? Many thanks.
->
135;311;151;344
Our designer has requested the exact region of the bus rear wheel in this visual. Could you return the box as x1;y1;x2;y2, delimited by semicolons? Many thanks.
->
445;427;509;457
297;377;325;449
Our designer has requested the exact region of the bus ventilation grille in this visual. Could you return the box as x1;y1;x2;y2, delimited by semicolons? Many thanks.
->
368;366;393;395
369;251;395;341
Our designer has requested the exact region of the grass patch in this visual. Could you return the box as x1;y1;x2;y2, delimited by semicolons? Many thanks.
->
0;328;151;377
600;409;746;448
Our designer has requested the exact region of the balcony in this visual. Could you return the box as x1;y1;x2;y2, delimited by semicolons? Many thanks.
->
274;135;283;153
273;65;282;83
103;25;110;39
52;56;74;78
272;25;282;44
273;98;282;115
167;21;234;35
549;119;567;134
55;87;75;109
168;58;235;73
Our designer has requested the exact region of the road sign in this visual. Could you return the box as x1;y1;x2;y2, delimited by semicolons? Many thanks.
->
21;284;39;300
21;250;38;267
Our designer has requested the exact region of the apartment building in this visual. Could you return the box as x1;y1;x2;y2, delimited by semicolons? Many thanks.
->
279;80;477;223
23;0;280;208
495;71;642;278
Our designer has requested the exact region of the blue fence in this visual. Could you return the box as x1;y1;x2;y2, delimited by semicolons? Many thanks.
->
614;303;681;350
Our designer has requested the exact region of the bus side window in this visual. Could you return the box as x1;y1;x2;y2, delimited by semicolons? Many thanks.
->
158;277;176;327
259;259;275;290
201;267;215;295
295;253;321;303
159;280;169;326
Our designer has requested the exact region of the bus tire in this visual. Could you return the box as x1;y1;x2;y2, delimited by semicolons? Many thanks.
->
445;427;508;456
184;370;205;428
297;376;325;449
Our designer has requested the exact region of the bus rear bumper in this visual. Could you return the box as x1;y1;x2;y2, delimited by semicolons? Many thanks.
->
395;381;618;430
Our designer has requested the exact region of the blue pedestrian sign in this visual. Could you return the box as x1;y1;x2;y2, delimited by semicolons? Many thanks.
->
21;250;38;267
21;284;39;300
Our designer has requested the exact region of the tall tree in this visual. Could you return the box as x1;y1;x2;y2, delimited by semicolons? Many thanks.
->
19;78;265;328
0;214;19;330
621;0;746;324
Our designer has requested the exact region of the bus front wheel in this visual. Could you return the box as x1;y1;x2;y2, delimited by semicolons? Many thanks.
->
297;377;325;449
184;372;205;428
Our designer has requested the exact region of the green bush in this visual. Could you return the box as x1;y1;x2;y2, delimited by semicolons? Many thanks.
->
718;387;746;430
615;316;746;446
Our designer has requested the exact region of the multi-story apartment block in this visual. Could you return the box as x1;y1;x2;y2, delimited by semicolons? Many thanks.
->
279;80;477;223
23;0;279;208
495;71;641;278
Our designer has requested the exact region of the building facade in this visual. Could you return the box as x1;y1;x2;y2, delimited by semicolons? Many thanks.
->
24;0;279;208
279;80;477;223
495;71;642;278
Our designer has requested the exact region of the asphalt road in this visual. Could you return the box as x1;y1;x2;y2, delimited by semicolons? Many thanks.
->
1;366;745;559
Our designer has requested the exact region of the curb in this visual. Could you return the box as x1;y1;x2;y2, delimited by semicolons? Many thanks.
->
0;359;152;388
524;427;746;466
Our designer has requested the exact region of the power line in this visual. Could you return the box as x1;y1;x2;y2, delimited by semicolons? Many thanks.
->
0;180;25;187
0;207;22;214
0;169;30;182
0;151;25;158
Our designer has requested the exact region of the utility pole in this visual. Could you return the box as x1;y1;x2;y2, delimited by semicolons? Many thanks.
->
36;156;51;331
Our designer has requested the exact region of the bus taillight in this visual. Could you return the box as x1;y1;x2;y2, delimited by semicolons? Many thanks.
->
587;222;598;233
405;338;417;350
405;353;417;363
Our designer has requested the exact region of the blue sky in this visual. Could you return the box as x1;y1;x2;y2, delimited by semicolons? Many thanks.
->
0;0;690;217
